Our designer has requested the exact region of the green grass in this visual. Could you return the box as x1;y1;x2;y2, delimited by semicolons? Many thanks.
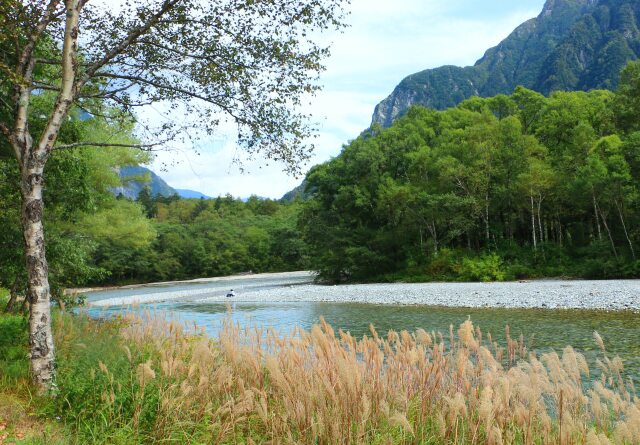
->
0;312;29;386
0;296;70;444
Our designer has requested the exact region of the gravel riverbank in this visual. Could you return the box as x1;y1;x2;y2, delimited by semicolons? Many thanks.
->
87;272;640;311
211;280;639;311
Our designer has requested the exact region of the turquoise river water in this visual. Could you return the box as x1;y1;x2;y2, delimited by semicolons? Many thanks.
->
84;275;640;382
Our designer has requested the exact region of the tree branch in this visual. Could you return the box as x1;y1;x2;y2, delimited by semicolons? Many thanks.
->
78;0;180;92
37;0;81;155
33;82;61;92
35;58;64;65
18;0;61;76
0;94;13;113
136;38;213;61
108;96;154;108
0;121;10;138
94;72;249;125
36;58;91;67
78;82;136;99
134;37;254;74
94;72;212;102
54;141;161;150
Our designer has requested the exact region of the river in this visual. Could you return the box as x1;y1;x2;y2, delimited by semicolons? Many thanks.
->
84;272;640;380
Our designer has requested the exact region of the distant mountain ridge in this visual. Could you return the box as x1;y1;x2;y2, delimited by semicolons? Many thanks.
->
175;189;212;199
372;0;640;127
113;166;210;200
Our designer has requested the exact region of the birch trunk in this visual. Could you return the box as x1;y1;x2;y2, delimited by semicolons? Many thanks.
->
596;202;618;259
537;194;543;245
530;195;537;251
592;193;602;241
16;0;81;391
484;192;490;247
4;293;17;313
20;292;30;314
427;221;438;255
615;200;636;261
558;219;563;247
21;165;55;388
544;219;549;243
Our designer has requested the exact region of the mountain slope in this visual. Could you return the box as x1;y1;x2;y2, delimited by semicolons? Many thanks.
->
113;166;212;200
280;181;312;202
112;166;177;199
372;0;640;127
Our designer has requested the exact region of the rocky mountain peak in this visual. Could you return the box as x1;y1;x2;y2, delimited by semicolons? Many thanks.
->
371;0;636;127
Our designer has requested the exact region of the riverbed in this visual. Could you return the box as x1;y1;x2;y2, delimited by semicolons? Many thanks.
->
86;271;640;310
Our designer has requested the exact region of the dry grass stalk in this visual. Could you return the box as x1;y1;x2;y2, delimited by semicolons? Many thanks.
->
54;311;639;444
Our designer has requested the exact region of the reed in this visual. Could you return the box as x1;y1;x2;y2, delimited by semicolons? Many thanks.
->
48;311;639;444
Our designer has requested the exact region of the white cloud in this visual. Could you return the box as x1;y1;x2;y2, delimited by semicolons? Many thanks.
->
146;0;545;199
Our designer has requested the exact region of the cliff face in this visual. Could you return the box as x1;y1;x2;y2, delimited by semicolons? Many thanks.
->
372;0;640;127
112;166;177;199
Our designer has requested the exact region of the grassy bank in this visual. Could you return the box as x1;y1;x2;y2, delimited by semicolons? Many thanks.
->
0;305;638;444
0;309;69;444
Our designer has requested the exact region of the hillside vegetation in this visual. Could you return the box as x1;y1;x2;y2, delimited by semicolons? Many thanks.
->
300;63;640;283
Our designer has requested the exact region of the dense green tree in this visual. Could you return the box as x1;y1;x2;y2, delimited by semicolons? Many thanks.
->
137;186;158;218
80;193;311;284
0;143;149;310
615;61;640;133
301;80;640;283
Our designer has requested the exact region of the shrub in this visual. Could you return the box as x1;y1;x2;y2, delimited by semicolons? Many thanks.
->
458;253;507;282
506;262;534;279
424;248;460;280
621;259;640;277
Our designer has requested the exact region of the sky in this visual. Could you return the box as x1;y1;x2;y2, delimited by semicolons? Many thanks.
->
148;0;547;199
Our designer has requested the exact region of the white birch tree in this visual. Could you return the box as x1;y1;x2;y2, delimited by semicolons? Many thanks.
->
0;0;348;391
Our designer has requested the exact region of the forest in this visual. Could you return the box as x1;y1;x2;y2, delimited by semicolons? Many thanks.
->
300;62;640;283
4;63;640;305
0;88;308;309
113;191;308;283
0;145;307;307
0;95;308;308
